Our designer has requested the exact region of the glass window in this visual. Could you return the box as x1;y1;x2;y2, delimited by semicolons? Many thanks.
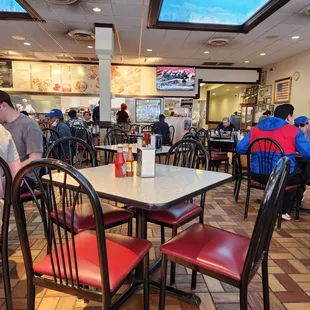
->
159;0;270;25
0;0;27;13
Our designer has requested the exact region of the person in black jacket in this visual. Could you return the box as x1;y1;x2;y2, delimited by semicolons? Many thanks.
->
216;117;235;132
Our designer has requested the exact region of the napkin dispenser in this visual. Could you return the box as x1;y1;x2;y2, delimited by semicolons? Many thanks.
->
136;147;156;178
151;134;163;150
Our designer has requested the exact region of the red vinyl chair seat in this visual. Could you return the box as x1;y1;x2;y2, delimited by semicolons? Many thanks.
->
20;190;42;201
34;232;151;292
147;203;201;225
251;179;300;192
160;223;250;281
211;155;229;161
51;203;134;233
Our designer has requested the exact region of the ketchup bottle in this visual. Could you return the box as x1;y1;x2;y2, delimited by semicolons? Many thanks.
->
126;146;134;177
115;145;126;177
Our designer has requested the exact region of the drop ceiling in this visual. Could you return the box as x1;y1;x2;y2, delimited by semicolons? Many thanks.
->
1;0;310;68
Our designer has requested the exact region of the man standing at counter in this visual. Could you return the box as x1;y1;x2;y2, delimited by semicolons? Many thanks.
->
153;114;171;144
0;91;43;192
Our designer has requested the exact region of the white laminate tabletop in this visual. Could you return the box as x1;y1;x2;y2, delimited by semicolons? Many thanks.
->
95;144;171;155
45;164;232;210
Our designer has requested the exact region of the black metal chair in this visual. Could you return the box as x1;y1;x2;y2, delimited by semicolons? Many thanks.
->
121;123;132;132
11;158;151;310
188;127;196;134
103;129;129;164
42;128;60;157
45;137;133;235
146;139;209;288
159;157;290;310
243;137;301;229
182;132;197;140
0;157;13;310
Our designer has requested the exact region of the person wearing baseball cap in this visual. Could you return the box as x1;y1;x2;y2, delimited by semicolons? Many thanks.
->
46;108;71;140
294;116;309;139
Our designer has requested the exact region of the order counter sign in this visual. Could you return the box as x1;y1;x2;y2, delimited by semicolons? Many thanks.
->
0;61;13;88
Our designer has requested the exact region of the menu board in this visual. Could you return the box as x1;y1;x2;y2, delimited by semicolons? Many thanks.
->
0;61;13;88
11;62;100;94
111;66;141;95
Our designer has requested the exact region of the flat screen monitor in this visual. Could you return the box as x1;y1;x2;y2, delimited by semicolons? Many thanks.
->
156;67;195;91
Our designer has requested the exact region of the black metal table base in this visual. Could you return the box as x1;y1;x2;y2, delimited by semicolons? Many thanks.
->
111;278;201;309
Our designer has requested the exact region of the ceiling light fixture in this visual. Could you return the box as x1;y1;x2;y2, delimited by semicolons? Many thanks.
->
204;51;209;54
12;36;25;41
87;45;93;49
24;42;31;46
200;83;206;86
93;7;101;12
147;48;152;52
244;60;250;63
235;86;239;89
213;93;216;95
292;36;300;40
260;53;266;56
226;89;230;91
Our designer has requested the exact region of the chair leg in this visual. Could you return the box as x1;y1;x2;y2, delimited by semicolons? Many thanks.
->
296;187;301;221
239;283;248;310
27;281;36;310
144;253;150;310
161;225;165;244
262;254;270;310
244;184;251;220
128;218;133;236
235;176;242;203
191;270;197;291
170;226;178;286
277;208;282;230
159;254;168;310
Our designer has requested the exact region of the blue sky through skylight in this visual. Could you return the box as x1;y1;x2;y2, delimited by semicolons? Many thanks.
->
0;0;27;13
159;0;270;25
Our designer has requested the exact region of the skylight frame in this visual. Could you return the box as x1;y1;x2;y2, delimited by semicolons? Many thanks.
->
0;0;44;22
147;0;291;33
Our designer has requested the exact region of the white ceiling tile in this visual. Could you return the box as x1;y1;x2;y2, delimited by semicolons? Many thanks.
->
114;16;143;26
278;0;310;14
112;0;144;4
112;4;144;17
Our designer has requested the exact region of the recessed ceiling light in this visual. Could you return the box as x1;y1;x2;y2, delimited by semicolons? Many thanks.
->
204;51;209;54
87;45;93;49
235;86;239;89
93;7;101;12
24;42;31;46
213;93;216;95
12;36;25;41
200;83;206;86
147;48;152;52
260;53;266;56
244;60;250;63
226;89;230;91
292;36;300;40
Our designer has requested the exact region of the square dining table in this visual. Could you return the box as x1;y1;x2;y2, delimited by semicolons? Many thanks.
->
46;164;232;306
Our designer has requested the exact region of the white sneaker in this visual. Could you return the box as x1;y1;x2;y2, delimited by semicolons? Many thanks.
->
282;213;291;221
302;188;307;201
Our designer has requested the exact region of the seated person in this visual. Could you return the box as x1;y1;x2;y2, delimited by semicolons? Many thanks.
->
216;117;235;132
294;116;309;140
259;110;272;123
237;104;310;221
0;124;21;231
0;91;43;193
46;108;71;140
83;110;94;128
67;109;87;128
153;114;171;144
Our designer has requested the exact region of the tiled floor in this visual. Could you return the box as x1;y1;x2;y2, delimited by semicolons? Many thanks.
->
1;180;310;309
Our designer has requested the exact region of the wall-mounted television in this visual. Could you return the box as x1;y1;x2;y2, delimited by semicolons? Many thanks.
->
156;67;195;91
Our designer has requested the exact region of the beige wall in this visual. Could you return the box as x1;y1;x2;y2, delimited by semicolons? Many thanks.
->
209;92;240;122
264;49;310;117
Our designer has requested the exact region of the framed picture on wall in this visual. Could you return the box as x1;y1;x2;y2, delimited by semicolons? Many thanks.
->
264;85;272;97
266;97;271;104
274;77;292;103
259;88;265;98
246;88;252;96
261;71;267;86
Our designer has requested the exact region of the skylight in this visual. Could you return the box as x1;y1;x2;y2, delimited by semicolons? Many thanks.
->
0;0;27;13
159;0;270;25
148;0;290;33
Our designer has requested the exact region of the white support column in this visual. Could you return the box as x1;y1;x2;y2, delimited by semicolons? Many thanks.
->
95;25;114;127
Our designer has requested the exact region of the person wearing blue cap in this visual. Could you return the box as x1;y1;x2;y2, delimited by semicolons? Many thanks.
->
46;108;71;143
294;116;309;140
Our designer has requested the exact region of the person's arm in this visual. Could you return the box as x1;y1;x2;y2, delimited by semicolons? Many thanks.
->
295;131;310;160
216;123;221;131
6;133;21;178
22;126;43;167
8;160;21;178
236;133;251;154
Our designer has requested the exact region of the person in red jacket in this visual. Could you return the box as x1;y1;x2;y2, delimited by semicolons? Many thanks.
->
237;104;310;221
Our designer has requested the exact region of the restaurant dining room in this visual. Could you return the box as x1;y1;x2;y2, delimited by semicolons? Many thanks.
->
2;0;310;310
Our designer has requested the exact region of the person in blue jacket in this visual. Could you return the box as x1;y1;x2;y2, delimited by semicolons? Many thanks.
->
237;104;310;221
294;116;309;140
